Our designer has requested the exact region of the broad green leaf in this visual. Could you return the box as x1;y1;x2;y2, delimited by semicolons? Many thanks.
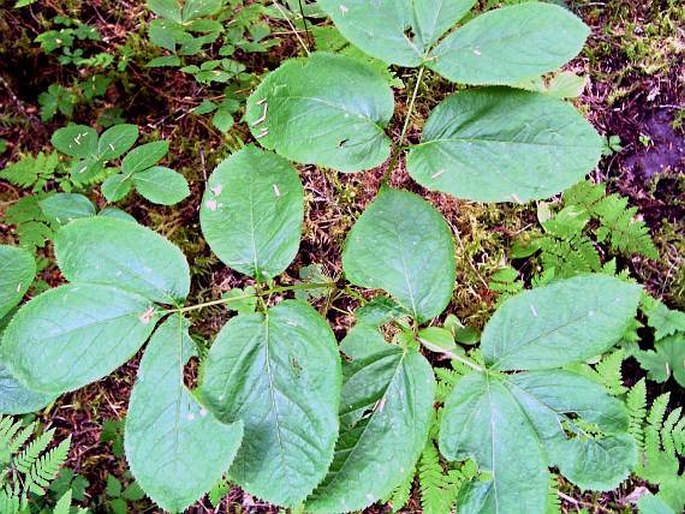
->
200;146;304;279
98;124;139;160
246;52;394;172
101;173;133;202
39;193;96;226
417;326;458;354
149;0;183;22
133;166;190;205
482;274;641;371
55;217;190;304
342;188;455;322
200;300;341;507
427;3;589;86
406;88;603;202
552;434;636;491
439;369;634;513
317;0;476;67
99;207;137;223
121;141;169;174
0;245;35;319
339;324;389;360
125;315;243;513
182;0;222;21
507;371;635;491
636;335;685;387
0;284;160;394
51;125;98;158
440;372;549;514
0;362;55;414
638;494;677;514
306;344;435;512
69;157;105;184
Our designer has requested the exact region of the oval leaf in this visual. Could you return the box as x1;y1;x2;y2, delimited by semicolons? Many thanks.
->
125;315;244;513
427;3;589;85
246;52;394;172
0;362;55;414
342;188;455;322
122;141;169;174
200;146;304;279
39;193;96;226
439;372;550;514
317;0;476;67
0;245;35;319
306;344;435;512
200;300;341;507
482;274;642;371
98;124;139;160
406;88;603;202
55;217;190;304
1;284;160;394
133;166;190;206
51;125;98;158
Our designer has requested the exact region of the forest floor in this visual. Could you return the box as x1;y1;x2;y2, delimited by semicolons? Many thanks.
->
0;0;683;512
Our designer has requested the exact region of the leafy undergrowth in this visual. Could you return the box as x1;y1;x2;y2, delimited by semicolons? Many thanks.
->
0;0;683;513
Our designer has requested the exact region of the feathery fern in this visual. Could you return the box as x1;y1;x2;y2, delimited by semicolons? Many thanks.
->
564;180;658;259
0;416;73;514
628;389;685;513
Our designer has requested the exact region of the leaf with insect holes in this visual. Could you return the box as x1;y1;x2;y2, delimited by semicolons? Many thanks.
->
342;188;455;322
200;146;304;280
406;88;603;203
0;284;160;394
0;245;35;319
246;52;394;172
317;0;476;67
39;193;96;227
98;124;139;160
200;300;341;507
0;361;56;414
121;141;169;174
125;315;244;513
426;3;589;86
55;217;190;304
482;274;642;371
307;339;435;513
133;166;190;205
437;275;641;513
440;369;635;514
51;125;98;158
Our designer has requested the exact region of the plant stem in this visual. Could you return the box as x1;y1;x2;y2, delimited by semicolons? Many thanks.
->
381;66;425;185
171;282;335;314
444;351;484;372
399;65;425;145
272;1;310;56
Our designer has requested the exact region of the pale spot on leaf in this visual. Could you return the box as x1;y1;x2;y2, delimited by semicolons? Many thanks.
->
206;199;218;211
139;307;155;324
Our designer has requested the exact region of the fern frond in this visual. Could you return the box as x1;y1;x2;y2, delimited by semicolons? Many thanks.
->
419;442;456;514
661;408;682;458
594;349;628;395
627;378;647;451
593;194;658;259
545;475;562;514
14;429;55;474
386;463;414;512
25;437;70;496
645;393;670;461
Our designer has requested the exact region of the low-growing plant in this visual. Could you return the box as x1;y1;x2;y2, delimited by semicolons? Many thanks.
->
0;415;84;514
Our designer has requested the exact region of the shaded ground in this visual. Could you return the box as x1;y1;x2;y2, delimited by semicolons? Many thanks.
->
0;0;683;512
